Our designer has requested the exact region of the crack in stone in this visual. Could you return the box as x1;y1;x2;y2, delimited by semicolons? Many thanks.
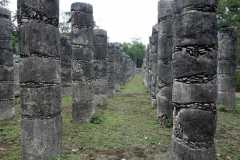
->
176;5;217;14
17;4;59;27
72;44;93;49
0;14;10;19
0;37;12;41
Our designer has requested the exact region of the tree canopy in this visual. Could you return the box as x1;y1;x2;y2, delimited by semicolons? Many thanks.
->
120;37;146;68
217;0;240;63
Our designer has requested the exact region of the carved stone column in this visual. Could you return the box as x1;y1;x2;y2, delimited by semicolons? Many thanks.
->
60;36;72;97
157;0;174;125
17;0;62;158
171;0;218;159
71;2;94;123
0;7;14;120
107;43;116;97
217;27;237;111
93;29;108;105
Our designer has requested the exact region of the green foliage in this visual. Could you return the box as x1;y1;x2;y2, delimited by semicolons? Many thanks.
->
120;37;146;68
236;72;240;92
50;155;62;160
217;0;240;64
97;103;107;108
108;96;118;99
0;0;10;7
219;105;228;112
12;11;18;55
152;106;157;109
90;115;103;124
165;121;172;128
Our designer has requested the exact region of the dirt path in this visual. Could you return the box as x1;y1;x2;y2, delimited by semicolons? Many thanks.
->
236;92;240;98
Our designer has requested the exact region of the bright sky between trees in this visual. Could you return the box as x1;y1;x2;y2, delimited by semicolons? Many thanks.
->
8;0;159;45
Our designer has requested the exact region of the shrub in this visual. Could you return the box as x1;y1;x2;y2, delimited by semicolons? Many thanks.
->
90;115;103;124
165;121;172;128
152;106;157;109
236;72;240;92
219;105;227;112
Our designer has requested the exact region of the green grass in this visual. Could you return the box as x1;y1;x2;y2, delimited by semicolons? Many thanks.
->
1;74;240;159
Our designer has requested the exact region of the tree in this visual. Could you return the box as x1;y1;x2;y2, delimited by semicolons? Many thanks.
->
127;42;145;68
217;0;240;63
0;0;10;8
59;11;71;36
12;11;18;55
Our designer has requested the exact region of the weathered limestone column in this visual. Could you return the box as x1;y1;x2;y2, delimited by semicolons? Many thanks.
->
149;24;158;107
114;44;121;91
93;29;108;105
0;7;14;121
17;0;62;159
217;27;237;111
157;0;174;125
119;50;124;88
60;36;72;97
146;45;150;92
171;0;218;159
14;55;20;86
71;3;94;123
107;43;116;97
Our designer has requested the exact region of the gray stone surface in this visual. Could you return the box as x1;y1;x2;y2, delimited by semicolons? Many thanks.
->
60;36;72;96
157;0;174;125
14;57;20;85
107;43;116;97
149;24;158;107
217;27;237;111
114;44;121;92
94;29;108;105
0;7;15;121
71;2;94;123
170;1;218;159
17;0;62;158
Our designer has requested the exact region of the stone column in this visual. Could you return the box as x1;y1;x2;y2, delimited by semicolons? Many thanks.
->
114;44;121;91
14;55;20;86
17;0;62;159
60;36;72;97
93;29;108;105
107;43;116;97
217;27;237;111
0;7;14;121
157;0;174;125
146;45;150;92
71;2;94;123
171;0;218;159
149;24;158;107
119;50;124;88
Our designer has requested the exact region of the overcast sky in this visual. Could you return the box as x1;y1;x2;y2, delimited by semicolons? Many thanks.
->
8;0;159;45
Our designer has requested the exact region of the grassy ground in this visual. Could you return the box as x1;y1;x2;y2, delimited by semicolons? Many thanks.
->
0;74;240;159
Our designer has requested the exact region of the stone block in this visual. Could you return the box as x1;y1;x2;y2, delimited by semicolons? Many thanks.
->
0;67;14;82
21;115;62;160
60;36;72;55
217;91;235;111
172;50;217;78
72;61;94;81
72;81;94;102
157;86;173;123
0;83;14;100
0;17;12;38
72;47;93;61
0;100;15;121
0;40;12;49
72;101;94;123
158;62;173;84
71;12;93;26
72;28;94;46
93;47;107;58
71;2;93;13
217;61;236;75
170;136;215;160
158;37;173;60
217;76;236;92
18;23;60;57
173;11;217;47
173;0;218;12
19;57;60;84
21;86;61;118
172;79;217;103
